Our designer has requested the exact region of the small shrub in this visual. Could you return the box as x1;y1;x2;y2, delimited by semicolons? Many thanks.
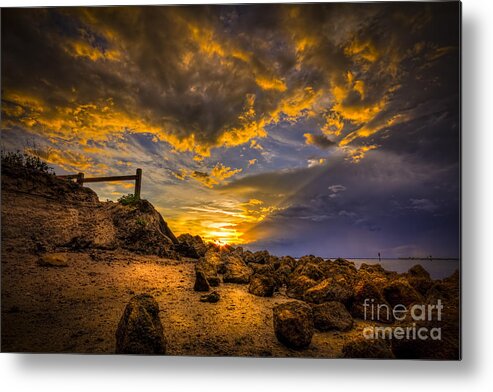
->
1;150;53;174
117;193;139;206
135;217;147;227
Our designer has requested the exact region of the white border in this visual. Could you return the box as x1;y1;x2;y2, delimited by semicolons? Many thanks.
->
1;0;492;390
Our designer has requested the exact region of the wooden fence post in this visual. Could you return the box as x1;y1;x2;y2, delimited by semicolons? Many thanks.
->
77;172;85;185
134;168;142;200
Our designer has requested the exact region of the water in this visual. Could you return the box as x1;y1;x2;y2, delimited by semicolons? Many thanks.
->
347;258;459;280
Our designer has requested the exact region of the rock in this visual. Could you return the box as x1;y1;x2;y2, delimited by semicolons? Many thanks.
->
392;270;460;360
176;234;207;258
111;200;178;257
351;278;393;323
253;250;270;264
405;264;433;296
297;255;324;264
232;246;244;256
242;250;256;264
248;273;276;297
195;258;220;287
341;338;395;359
383;277;422;307
115;294;166;354
193;270;210;292
408;264;431;279
426;269;459;303
37;253;69;267
204;250;224;269
273;301;314;349
359;263;388;274
279;256;296;270
391;315;460;360
200;291;220;303
303;277;354;306
249;262;275;275
222;254;252;284
358;263;396;291
286;275;317;300
268;255;281;270
275;263;293;287
292;262;325;281
321;258;358;280
312;301;353;331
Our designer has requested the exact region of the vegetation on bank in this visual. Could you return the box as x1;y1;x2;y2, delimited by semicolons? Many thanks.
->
1;150;54;174
117;193;140;206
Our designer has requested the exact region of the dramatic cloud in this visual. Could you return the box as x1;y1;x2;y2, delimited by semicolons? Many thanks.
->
1;3;460;256
304;133;336;149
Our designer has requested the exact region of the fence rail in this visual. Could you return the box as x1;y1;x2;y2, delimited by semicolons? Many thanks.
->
58;168;142;199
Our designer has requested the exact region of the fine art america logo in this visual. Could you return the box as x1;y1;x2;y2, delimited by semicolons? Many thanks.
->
362;298;443;341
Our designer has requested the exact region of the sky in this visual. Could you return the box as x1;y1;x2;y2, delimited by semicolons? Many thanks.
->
1;3;460;258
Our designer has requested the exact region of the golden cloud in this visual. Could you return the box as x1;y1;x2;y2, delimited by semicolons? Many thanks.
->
179;163;243;189
64;39;122;62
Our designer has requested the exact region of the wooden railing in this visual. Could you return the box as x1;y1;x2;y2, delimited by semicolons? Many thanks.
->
58;168;143;199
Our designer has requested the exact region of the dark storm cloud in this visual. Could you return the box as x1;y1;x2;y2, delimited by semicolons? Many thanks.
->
2;3;459;159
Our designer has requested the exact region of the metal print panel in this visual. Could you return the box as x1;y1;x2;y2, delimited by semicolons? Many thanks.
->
0;2;461;359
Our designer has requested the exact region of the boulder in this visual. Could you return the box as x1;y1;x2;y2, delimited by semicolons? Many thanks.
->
359;263;387;274
115;294;166;354
393;270;460;360
268;255;281;270
341;338;395;359
273;301;314;349
278;256;296;270
195;258;220;287
37;253;69;268
351;278;393;323
383;277;422;307
193;270;210;292
426;269;459;303
176;234;207;258
297;255;324;264
312;301;353;331
242;250;256;264
292;262;325;281
222;254;252;284
405;264;433;296
358;263;395;291
111;200;178;257
200;291;220;303
286;275;317;300
391;315;460;360
204;249;224;267
275;263;293;287
303;277;354;306
248;273;276;297
321;258;358;279
253;250;271;264
249;262;275;275
408;264;431;278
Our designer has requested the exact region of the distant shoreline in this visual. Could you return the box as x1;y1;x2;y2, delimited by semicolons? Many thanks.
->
345;257;459;261
285;257;460;261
